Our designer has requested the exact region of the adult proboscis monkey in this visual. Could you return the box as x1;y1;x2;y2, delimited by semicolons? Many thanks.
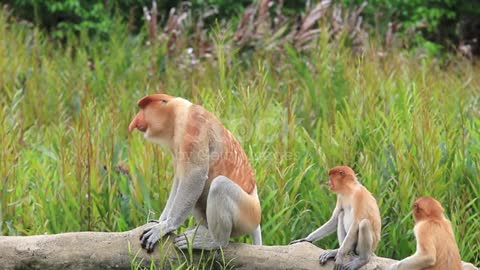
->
129;94;262;252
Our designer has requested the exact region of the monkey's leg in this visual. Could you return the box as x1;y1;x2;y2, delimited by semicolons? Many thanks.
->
342;219;373;270
175;176;261;250
208;176;261;246
251;224;262;245
337;211;346;244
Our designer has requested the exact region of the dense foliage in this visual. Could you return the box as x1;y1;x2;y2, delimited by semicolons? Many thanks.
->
2;0;249;37
342;0;480;54
3;0;480;54
1;8;479;269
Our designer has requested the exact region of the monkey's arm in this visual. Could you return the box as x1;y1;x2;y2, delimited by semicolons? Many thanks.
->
290;203;340;244
158;178;180;222
389;227;436;270
164;167;208;231
305;215;339;242
140;167;208;252
388;252;436;270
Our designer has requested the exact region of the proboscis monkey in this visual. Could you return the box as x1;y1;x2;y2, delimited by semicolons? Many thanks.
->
290;165;381;270
129;94;262;252
389;196;462;270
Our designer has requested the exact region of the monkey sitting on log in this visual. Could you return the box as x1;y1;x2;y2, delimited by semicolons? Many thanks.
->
389;196;462;270
291;165;381;270
129;94;262;252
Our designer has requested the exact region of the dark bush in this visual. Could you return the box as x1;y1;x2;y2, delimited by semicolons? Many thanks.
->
2;0;253;37
341;0;480;54
3;0;151;37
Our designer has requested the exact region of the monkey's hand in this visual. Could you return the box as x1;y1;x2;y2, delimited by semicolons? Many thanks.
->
289;238;312;245
140;221;171;252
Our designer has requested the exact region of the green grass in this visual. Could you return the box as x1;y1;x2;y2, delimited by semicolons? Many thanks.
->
1;10;479;268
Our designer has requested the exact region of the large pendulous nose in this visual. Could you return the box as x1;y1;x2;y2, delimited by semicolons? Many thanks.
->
128;111;147;133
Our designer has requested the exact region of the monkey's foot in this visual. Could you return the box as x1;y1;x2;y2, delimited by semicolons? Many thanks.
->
334;263;358;270
319;249;338;265
181;225;201;235
339;256;367;270
174;226;220;250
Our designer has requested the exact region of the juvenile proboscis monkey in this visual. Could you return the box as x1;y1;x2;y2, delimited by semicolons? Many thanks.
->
129;94;262;252
389;196;462;270
290;165;381;270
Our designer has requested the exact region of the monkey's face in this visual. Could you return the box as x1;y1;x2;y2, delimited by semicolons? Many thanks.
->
327;166;355;193
327;172;343;192
413;196;444;222
129;94;177;145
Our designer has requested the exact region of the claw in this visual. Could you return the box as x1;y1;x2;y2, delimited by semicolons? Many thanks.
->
140;227;152;240
140;229;152;243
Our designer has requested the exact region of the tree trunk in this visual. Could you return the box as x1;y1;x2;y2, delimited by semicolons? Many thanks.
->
0;225;474;270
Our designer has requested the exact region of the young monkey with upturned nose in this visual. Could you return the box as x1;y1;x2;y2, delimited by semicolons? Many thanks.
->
290;166;381;270
389;196;462;270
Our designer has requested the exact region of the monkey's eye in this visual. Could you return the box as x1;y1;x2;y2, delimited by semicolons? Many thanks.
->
160;99;168;104
339;171;345;176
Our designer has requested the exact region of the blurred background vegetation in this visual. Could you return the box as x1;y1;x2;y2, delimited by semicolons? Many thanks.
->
2;0;480;55
0;0;479;269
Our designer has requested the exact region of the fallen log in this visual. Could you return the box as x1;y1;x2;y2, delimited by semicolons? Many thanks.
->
0;225;476;270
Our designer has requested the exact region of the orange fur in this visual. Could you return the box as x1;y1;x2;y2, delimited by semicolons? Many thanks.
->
208;126;256;194
413;197;462;270
235;192;262;235
129;94;256;194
